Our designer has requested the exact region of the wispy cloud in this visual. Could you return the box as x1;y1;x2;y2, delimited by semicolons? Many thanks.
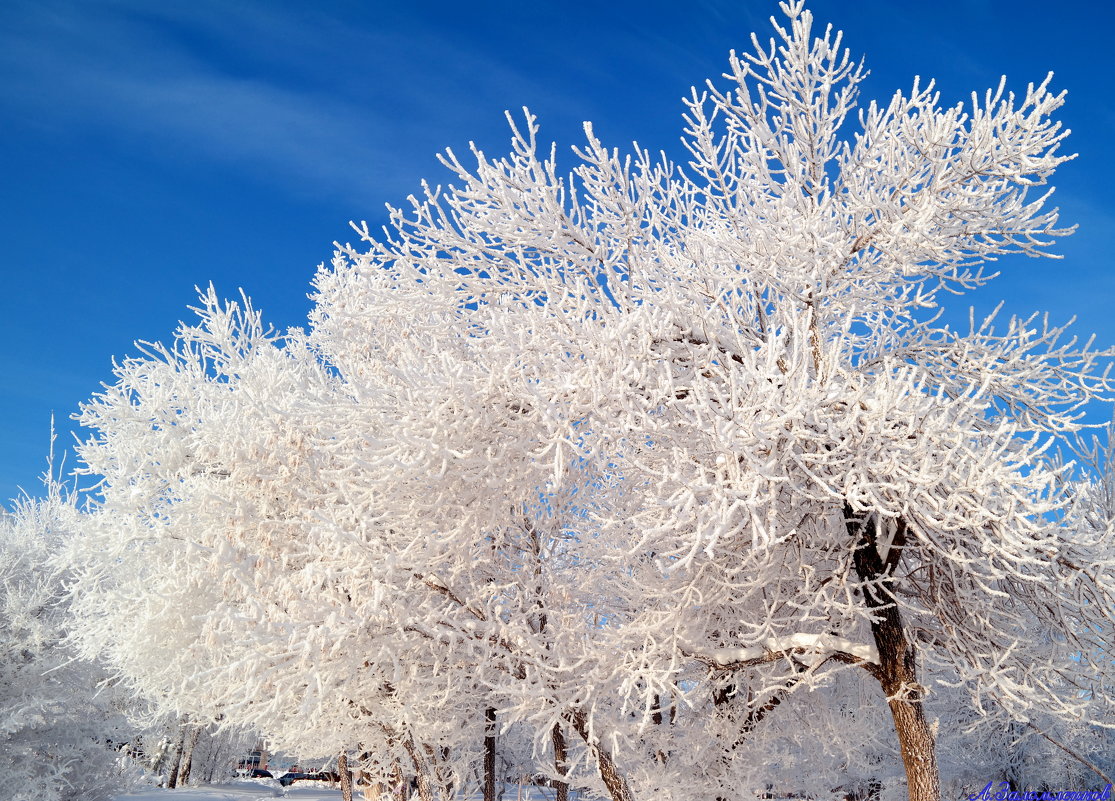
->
0;0;588;205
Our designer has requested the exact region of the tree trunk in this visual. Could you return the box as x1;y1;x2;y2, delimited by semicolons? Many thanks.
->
357;769;386;801
203;727;227;783
177;725;202;786
166;725;187;788
485;706;498;801
391;760;407;801
358;775;385;801
569;710;634;801
552;722;569;801
651;693;663;726
422;743;454;799
401;737;435;801
339;752;354;801
848;508;940;801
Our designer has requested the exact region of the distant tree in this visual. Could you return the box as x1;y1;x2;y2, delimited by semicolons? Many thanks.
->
62;3;1115;801
65;287;622;799
64;290;365;756
0;487;141;801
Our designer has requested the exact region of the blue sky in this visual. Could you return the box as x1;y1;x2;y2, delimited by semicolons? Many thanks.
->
2;0;1113;502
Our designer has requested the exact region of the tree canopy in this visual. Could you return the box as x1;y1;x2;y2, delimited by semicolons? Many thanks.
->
61;4;1115;801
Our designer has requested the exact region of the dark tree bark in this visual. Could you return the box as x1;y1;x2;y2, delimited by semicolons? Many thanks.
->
552;721;569;801
484;706;498;801
418;743;454;799
338;752;354;801
847;506;940;801
177;725;202;786
569;710;635;801
165;725;187;788
391;760;407;800
650;692;672;765
400;737;435;801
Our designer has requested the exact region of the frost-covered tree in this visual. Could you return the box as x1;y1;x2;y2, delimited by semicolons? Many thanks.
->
309;2;1115;797
66;287;629;800
63;3;1115;801
64;291;361;746
1;488;142;801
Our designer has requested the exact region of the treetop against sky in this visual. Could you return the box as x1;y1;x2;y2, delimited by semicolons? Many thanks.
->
1;0;1114;503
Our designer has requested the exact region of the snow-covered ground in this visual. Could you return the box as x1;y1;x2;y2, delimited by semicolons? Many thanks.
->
111;780;340;801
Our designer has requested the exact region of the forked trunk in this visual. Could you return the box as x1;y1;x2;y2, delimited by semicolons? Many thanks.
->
165;726;186;788
848;507;940;801
177;725;202;786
